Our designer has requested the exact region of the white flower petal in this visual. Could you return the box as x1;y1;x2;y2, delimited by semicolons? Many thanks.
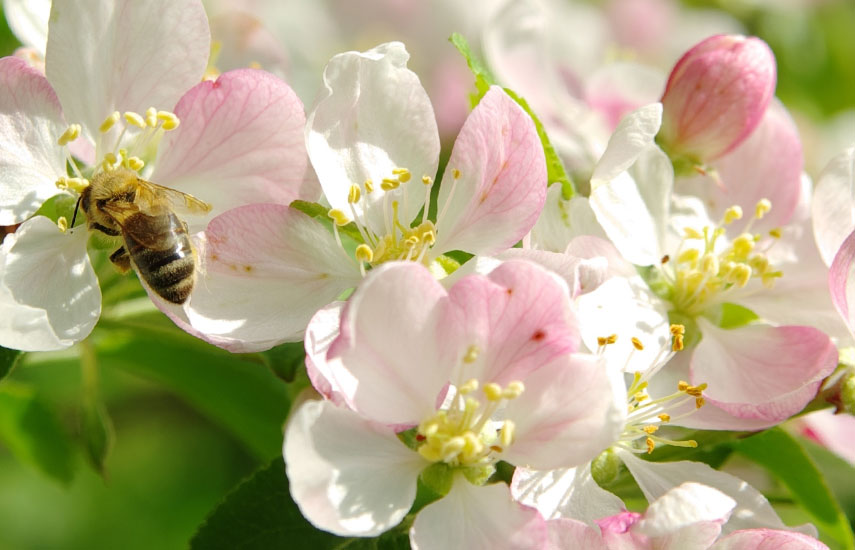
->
0;56;67;224
3;0;50;56
306;41;440;235
812;147;855;266
45;0;210;139
411;478;546;550
283;399;423;537
618;450;817;537
511;464;625;524
530;189;608;253
0;217;99;351
635;482;735;537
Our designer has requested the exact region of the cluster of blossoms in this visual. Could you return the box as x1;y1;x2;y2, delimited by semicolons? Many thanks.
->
1;0;852;548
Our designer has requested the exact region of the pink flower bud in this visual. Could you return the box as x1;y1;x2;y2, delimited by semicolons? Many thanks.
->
659;34;776;163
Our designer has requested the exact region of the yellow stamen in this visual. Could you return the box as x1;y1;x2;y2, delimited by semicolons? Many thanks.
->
99;111;121;133
631;337;644;351
57;124;81;146
328;208;350;226
723;205;743;225
755;198;771;219
123;111;146;128
463;345;479;364
483;383;503;402
56;216;68;232
145;107;158;127
157;110;180;130
348;184;361;204
355;244;373;263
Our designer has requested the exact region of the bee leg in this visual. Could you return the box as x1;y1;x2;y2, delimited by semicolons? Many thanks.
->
109;246;132;273
90;222;120;237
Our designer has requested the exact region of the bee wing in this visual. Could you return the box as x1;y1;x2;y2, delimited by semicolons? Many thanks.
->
134;178;212;216
98;202;173;249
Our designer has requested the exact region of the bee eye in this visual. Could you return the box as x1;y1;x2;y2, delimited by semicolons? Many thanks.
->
124;191;135;202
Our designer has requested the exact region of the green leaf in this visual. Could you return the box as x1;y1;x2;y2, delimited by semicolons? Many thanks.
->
290;201;364;244
0;383;76;484
732;428;855;550
79;398;114;478
449;32;573;195
259;341;306;383
90;315;292;460
799;436;855;528
0;345;23;381
717;302;760;329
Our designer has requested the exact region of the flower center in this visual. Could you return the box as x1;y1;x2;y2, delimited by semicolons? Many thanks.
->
599;325;707;455
659;200;782;317
414;347;523;470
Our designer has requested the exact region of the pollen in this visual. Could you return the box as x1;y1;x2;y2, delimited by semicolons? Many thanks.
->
99;111;121;133
57;124;81;146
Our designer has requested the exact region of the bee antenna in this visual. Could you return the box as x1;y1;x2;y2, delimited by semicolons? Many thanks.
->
70;196;82;228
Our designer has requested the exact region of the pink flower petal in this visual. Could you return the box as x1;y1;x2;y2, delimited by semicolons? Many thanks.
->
0;56;67;224
679;100;803;232
151;204;359;353
153;69;316;222
792;409;855;466
283;399;424;537
45;0;210;140
305;302;354;407
330;262;452;425
447;260;579;385
504;354;624;470
411;478;547;550
545;518;607;550
432;86;546;257
689;320;837;428
496;248;609;299
0;216;99;350
829;229;855;334
711;529;829;550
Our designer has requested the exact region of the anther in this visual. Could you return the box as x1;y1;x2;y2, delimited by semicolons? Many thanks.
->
57;124;81;146
723;205;743;224
631;337;644;351
643;425;658;434
658;413;671;422
769;228;782;239
348;184;361;204
502;381;525;400
701;254;719;275
422;175;432;186
123;111;146;128
381;178;399;191
731;264;752;288
145;107;158;127
126;157;145;171
684;227;704;239
157;111;180;130
56;216;68;232
754;199;771;219
677;248;699;265
328;209;351;226
732;234;754;257
99;111;121;133
364;179;374;193
393;168;411;182
452;168;461;179
355;244;373;263
483;383;503;402
646;437;655;454
500;420;515;447
459;379;479;394
463;345;479;364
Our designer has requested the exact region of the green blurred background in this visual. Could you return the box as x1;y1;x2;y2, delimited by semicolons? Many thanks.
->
0;0;853;548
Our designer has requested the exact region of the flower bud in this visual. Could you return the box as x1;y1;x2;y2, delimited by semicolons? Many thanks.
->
658;34;776;164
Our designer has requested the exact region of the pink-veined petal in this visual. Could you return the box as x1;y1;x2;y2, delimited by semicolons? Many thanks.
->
504;354;624;470
679;100;803;233
710;529;829;550
152;69;315;224
0;217;99;351
283;399;424;537
447;260;579;385
45;0;210;140
151;204;359;353
0;56;67;224
829;229;855;334
688;320;837;428
496;248;610;299
617;450;817;537
305;302;354;407
589;103;672;266
330;262;451;425
431;86;546;257
411;477;547;550
306;41;439;235
512;464;625;524
793;409;855;466
813;147;855;266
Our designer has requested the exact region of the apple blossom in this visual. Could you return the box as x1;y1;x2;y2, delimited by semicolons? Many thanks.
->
0;0;315;351
160;42;547;353
544;482;827;550
284;260;622;547
658;34;776;165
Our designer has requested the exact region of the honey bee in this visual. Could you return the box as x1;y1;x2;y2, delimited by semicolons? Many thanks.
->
72;168;212;304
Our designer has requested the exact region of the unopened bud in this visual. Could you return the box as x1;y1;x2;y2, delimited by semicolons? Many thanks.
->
659;35;776;163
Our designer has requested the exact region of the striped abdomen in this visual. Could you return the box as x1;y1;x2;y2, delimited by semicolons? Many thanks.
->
124;212;195;304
